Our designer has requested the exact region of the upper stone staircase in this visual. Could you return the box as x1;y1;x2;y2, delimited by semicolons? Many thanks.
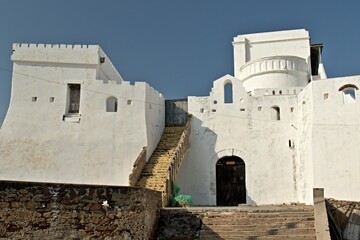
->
156;205;317;240
136;116;191;206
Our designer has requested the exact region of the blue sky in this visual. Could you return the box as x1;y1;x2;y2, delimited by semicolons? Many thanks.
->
1;0;360;125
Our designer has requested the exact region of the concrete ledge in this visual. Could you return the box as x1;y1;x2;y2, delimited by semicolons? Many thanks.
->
313;188;331;239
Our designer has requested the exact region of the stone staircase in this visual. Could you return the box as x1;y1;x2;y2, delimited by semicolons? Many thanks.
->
136;126;187;204
156;205;317;240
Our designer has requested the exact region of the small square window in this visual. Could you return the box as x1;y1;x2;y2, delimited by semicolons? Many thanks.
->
240;108;246;112
49;97;55;102
258;106;262;111
323;93;329;100
32;97;37;102
200;108;204;113
211;109;216;112
127;100;132;105
290;107;294;112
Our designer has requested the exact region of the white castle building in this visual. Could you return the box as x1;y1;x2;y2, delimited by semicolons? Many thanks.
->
0;29;359;206
0;43;165;186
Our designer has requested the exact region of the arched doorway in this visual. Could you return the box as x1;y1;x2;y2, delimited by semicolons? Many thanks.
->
216;156;246;206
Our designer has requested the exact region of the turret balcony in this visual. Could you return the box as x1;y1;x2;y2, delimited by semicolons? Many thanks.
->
239;56;309;92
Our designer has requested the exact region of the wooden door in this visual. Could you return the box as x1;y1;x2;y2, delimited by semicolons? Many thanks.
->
216;156;246;206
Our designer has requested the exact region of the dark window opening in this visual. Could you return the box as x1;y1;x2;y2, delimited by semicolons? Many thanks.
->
106;97;118;112
67;84;81;114
271;106;280;121
224;82;233;103
310;44;323;76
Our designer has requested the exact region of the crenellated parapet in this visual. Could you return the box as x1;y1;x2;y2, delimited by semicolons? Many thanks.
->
12;43;123;82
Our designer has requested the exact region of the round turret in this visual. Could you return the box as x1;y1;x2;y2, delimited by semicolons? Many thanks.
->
239;56;309;92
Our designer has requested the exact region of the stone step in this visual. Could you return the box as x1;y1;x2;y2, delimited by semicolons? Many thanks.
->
203;214;314;225
200;235;317;240
202;222;315;231
136;125;188;203
200;228;316;237
156;205;316;240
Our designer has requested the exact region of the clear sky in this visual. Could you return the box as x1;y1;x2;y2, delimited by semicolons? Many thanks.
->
1;0;360;125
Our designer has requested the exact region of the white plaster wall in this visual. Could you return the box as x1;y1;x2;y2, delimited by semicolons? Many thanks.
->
310;76;360;201
0;44;164;186
176;74;302;205
144;84;165;159
295;84;314;204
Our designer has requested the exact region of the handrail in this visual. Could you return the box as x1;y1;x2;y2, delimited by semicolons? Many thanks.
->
165;115;192;206
128;147;147;186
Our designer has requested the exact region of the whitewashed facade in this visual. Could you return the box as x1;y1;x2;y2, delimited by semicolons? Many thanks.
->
0;44;165;186
176;29;360;205
1;29;359;206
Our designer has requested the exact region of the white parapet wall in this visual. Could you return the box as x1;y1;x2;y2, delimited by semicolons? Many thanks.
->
0;43;165;186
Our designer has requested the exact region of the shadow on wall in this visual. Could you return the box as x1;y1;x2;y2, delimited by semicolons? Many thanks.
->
177;115;255;206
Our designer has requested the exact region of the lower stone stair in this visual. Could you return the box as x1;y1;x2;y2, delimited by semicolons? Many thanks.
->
136;126;186;203
156;205;317;240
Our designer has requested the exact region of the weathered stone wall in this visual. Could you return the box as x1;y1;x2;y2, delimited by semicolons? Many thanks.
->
0;181;161;239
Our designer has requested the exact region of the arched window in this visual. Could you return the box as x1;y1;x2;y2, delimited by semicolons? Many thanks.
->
224;81;233;103
106;97;118;112
270;106;280;120
339;84;358;104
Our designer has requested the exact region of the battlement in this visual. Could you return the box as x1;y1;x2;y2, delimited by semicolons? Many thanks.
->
13;43;99;50
12;43;123;82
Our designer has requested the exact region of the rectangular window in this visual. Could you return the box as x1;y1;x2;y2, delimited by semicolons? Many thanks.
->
67;84;81;114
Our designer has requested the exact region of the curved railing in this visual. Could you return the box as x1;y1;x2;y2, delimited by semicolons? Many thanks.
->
239;56;308;80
